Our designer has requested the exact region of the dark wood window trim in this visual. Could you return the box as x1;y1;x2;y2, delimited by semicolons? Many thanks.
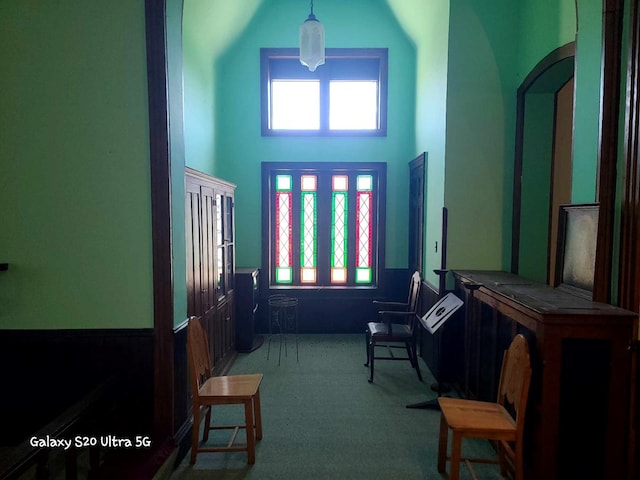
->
260;48;388;137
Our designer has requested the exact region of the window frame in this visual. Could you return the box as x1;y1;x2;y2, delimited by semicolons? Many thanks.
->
261;162;387;289
260;48;388;137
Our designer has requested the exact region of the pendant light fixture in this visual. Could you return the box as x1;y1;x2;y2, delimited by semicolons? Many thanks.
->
299;0;325;72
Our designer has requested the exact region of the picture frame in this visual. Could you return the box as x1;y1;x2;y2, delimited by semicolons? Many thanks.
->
554;203;599;299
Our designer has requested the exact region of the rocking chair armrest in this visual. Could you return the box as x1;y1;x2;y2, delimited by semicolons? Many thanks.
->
377;310;414;318
373;300;408;309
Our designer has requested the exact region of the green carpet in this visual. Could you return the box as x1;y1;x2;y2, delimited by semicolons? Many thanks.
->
169;334;502;480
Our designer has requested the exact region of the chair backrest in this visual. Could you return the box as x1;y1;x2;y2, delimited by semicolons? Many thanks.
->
407;271;422;315
496;334;532;435
187;316;212;394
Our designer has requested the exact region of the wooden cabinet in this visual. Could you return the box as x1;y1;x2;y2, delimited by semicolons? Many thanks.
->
453;270;638;480
186;168;236;373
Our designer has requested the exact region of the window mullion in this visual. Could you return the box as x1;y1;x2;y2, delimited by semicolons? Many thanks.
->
319;74;330;133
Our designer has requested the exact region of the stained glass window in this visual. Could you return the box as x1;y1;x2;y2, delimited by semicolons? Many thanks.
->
300;175;317;283
275;175;292;283
266;163;385;287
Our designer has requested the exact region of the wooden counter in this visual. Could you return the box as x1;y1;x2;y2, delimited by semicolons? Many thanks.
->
453;270;637;480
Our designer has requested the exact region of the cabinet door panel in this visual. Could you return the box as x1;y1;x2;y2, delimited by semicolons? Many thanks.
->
186;183;202;317
201;186;216;311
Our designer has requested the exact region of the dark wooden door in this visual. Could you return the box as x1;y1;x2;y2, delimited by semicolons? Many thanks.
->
408;153;425;275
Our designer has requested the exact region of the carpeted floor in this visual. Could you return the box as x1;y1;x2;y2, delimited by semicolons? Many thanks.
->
168;334;503;480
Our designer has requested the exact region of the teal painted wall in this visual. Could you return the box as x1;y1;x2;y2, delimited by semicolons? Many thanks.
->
572;0;602;203
518;0;576;79
181;0;600;286
387;0;450;287
183;0;271;176
0;0;154;329
209;0;417;270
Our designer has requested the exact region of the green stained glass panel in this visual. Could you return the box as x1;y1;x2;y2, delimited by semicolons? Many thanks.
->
356;268;372;283
300;191;317;273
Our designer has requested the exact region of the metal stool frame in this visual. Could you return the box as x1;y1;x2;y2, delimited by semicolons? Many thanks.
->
266;295;299;365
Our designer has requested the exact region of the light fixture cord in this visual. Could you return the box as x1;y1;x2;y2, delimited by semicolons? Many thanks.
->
310;0;314;16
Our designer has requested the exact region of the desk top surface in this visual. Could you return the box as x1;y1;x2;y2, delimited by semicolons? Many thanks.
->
453;270;636;319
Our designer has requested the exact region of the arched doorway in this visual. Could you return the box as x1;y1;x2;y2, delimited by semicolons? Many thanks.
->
511;43;575;284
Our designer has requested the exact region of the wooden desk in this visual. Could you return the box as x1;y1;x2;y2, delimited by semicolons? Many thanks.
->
453;270;637;480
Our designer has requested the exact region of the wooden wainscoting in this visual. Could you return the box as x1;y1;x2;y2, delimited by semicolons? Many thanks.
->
255;269;412;334
0;328;154;478
0;329;155;445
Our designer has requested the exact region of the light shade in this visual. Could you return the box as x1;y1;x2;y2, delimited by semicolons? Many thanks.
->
299;14;325;72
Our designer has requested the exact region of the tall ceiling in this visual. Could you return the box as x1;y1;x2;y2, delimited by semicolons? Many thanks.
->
183;0;431;61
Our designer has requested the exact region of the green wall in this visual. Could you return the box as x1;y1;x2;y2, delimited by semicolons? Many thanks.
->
440;0;602;280
201;0;417;270
167;0;188;326
572;0;602;203
0;0;154;329
387;0;450;287
443;0;519;274
518;0;576;78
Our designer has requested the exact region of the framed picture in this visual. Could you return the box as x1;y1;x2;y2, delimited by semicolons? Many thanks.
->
554;203;599;298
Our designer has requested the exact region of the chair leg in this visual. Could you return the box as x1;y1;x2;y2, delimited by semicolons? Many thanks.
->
515;440;524;480
368;340;375;383
253;389;263;441
364;329;371;367
244;399;256;464
190;404;201;464
498;441;507;476
405;342;414;366
437;413;448;473
202;405;212;442
449;431;463;480
410;342;423;381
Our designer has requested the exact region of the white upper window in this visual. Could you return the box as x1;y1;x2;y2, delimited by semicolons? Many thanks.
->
260;48;388;136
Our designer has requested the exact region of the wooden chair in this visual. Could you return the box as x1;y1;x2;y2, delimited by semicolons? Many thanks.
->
364;271;423;383
437;334;532;480
187;316;263;465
